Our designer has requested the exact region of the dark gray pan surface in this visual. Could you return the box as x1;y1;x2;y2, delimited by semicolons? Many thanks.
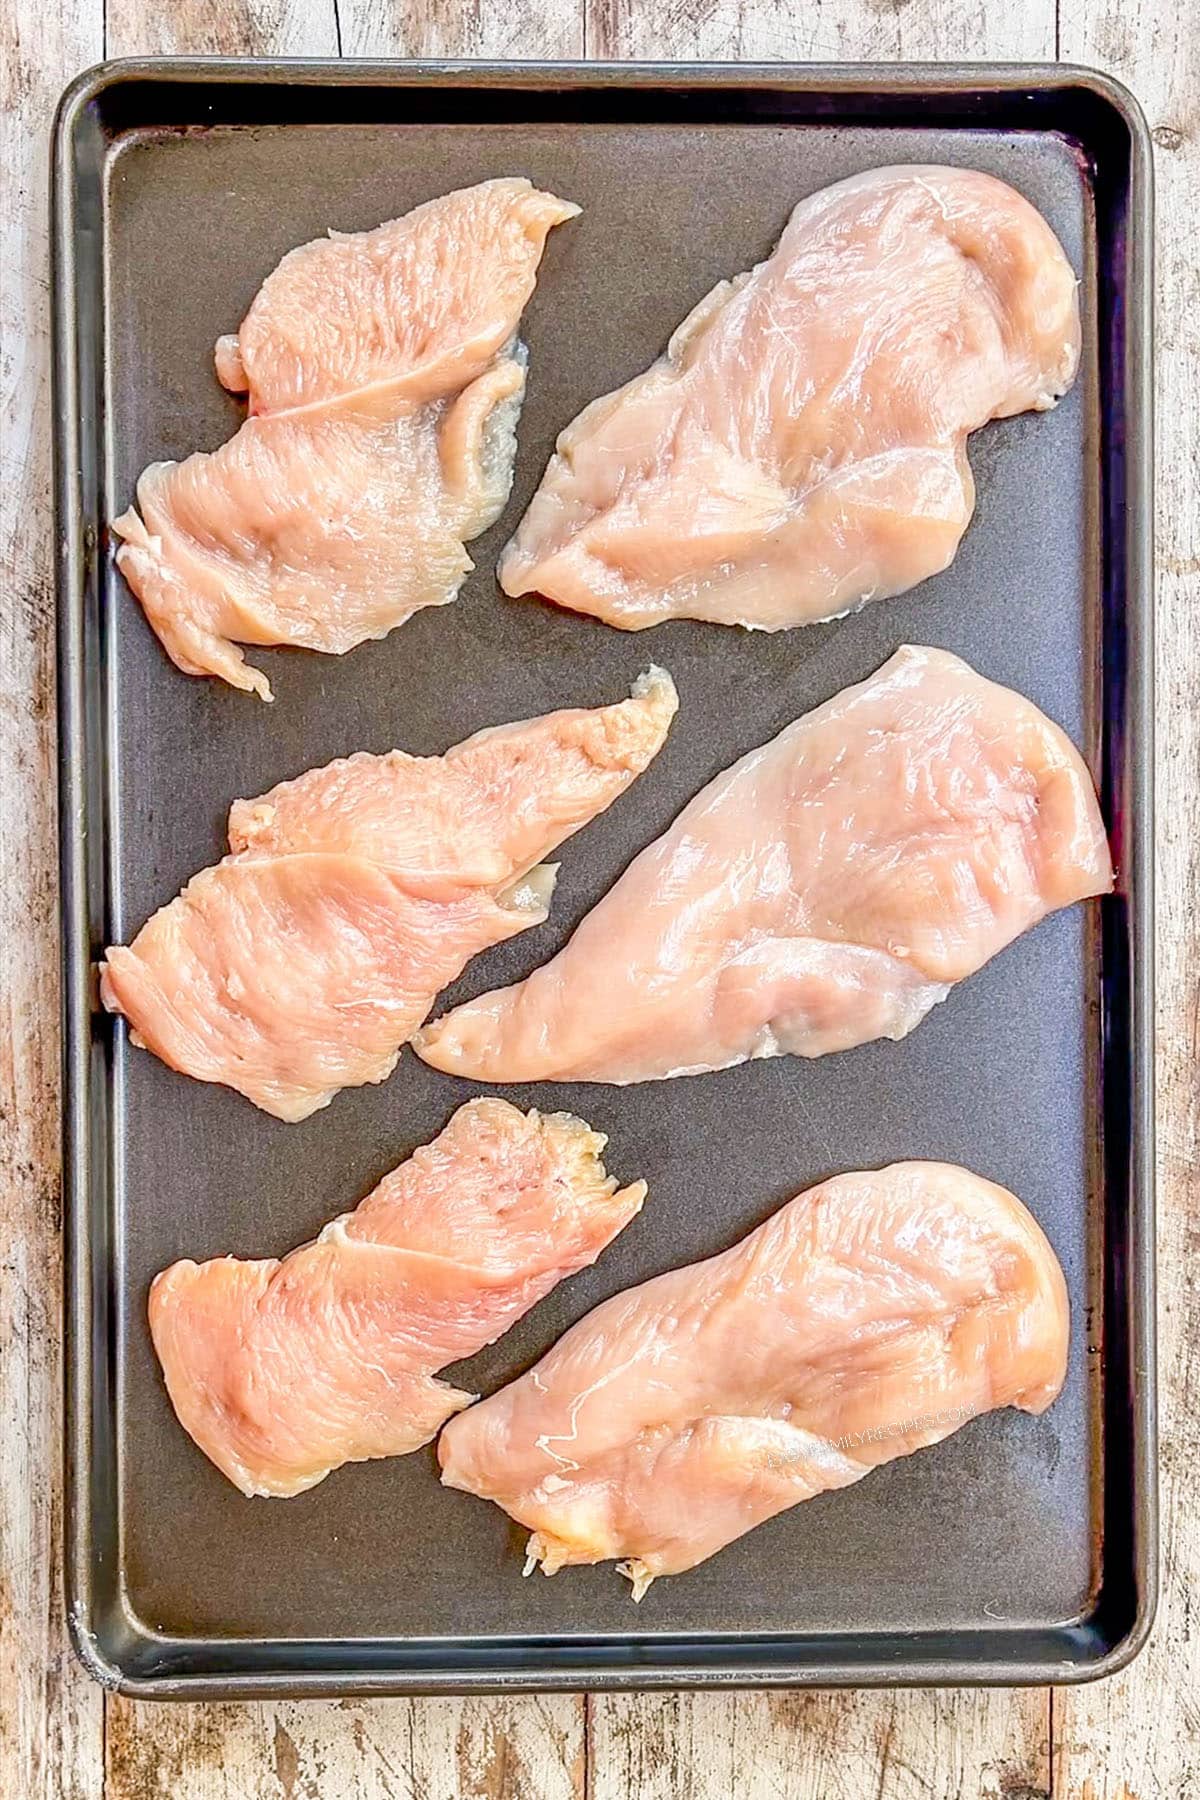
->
55;62;1153;1693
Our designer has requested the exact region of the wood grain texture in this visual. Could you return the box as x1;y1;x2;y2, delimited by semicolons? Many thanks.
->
586;0;1054;61
0;0;106;1796
1052;2;1200;1794
341;0;582;56
104;0;338;56
588;1690;1051;1800
105;1696;585;1800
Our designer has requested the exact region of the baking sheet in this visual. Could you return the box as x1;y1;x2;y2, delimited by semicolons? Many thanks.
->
54;60;1154;1693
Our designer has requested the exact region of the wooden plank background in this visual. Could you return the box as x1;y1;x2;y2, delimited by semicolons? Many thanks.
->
2;0;1195;1791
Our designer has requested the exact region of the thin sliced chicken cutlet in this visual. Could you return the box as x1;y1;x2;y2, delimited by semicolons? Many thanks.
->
214;177;576;415
438;1161;1069;1594
500;166;1080;630
100;672;677;1120
226;667;678;881
113;179;578;698
115;362;526;701
150;1098;646;1497
415;647;1112;1085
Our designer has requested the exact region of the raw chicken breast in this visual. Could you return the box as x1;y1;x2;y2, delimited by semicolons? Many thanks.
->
151;1098;646;1497
114;180;578;698
100;671;677;1120
213;177;575;416
114;367;526;702
500;166;1080;631
416;647;1111;1085
225;668;678;880
439;1161;1069;1594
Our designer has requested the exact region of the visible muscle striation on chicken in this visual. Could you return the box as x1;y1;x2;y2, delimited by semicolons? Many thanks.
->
415;647;1112;1085
151;1099;646;1497
114;179;578;697
212;178;579;417
500;167;1080;631
438;1161;1069;1594
100;672;677;1119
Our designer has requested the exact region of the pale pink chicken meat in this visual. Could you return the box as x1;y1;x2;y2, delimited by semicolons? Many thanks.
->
212;178;573;416
115;366;526;701
500;166;1080;630
100;671;677;1120
114;179;578;698
150;1098;646;1497
438;1161;1069;1594
415;647;1112;1085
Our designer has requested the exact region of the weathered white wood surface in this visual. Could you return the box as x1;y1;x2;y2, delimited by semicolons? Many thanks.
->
1052;0;1200;1793
1;1;106;1797
587;0;1054;61
1;0;1194;1793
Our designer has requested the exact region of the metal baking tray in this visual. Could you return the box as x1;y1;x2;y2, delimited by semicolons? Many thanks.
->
54;59;1154;1696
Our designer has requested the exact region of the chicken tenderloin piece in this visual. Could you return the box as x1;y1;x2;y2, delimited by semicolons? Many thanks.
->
100;671;677;1119
500;166;1080;631
415;647;1112;1085
151;1099;646;1497
438;1162;1069;1594
114;179;579;697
